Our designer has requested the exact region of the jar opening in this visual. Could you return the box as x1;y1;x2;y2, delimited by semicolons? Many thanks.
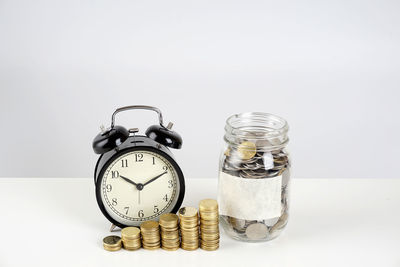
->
224;112;289;150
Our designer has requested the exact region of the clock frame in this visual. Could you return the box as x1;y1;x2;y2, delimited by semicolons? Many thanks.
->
94;135;185;228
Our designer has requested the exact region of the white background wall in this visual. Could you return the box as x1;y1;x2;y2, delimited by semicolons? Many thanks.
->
0;0;399;179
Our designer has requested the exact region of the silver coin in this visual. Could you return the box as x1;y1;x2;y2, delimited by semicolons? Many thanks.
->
245;223;269;240
255;139;272;148
270;212;288;233
229;217;247;232
282;169;290;186
263;217;280;227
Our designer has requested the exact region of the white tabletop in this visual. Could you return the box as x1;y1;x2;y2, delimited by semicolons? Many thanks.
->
0;178;399;267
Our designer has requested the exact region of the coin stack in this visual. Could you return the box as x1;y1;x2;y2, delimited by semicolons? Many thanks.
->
103;235;122;251
199;199;220;251
140;221;161;250
221;138;290;241
179;207;199;251
159;213;180;251
121;227;141;250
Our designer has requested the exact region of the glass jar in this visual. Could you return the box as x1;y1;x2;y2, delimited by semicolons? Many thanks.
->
218;112;290;242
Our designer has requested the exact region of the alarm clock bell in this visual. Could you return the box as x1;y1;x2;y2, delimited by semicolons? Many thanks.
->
92;106;182;154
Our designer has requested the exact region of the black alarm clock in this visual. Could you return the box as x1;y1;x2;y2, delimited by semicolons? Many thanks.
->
93;105;185;230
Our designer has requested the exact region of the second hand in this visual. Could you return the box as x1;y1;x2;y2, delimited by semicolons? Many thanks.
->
138;190;141;205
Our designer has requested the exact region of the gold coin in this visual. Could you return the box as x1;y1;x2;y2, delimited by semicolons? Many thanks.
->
200;216;219;221
122;239;141;246
142;242;161;247
161;230;179;234
179;207;198;218
200;226;219;231
200;245;219;251
143;246;160;250
180;221;198;226
160;213;179;224
162;246;179;251
142;238;160;244
200;236;219;242
199;199;218;211
103;235;122;246
237;141;257;160
103;245;122;251
121;227;141;239
103;235;122;251
162;241;180;247
201;232;220;238
200;219;219;225
124;245;141;251
161;234;179;240
181;237;199;242
181;245;199;251
199;211;219;217
181;234;199;238
201;241;219;246
200;230;219;235
141;221;159;231
224;148;231;156
201;242;220;246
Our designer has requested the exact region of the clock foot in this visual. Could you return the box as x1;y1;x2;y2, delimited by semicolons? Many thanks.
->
110;224;118;232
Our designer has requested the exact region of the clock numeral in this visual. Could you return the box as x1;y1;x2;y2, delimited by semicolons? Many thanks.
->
168;180;173;188
152;157;155;165
163;166;168;172
106;184;112;192
135;153;143;162
111;171;119;178
138;210;144;218
124;207;129;215
163;194;168;202
121;159;128;168
153;205;159;214
112;198;117;206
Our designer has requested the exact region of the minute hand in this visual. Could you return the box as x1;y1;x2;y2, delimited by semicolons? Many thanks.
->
143;171;167;187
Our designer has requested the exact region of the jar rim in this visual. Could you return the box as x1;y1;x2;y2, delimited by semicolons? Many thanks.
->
225;112;289;138
224;112;289;150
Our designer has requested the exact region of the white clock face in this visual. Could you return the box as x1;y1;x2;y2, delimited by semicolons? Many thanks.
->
100;150;180;226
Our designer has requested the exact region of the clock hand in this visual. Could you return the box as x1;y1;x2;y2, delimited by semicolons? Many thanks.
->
143;171;168;187
120;176;138;187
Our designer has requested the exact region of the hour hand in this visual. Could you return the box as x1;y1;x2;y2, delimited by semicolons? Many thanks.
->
120;176;138;187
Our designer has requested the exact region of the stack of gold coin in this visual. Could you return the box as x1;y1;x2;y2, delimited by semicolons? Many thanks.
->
140;221;161;250
159;213;180;251
103;235;122;251
121;227;141;250
179;207;199;251
199;199;220;251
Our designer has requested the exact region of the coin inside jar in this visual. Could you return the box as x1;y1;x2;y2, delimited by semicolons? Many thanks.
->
237;141;257;160
245;223;269;240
